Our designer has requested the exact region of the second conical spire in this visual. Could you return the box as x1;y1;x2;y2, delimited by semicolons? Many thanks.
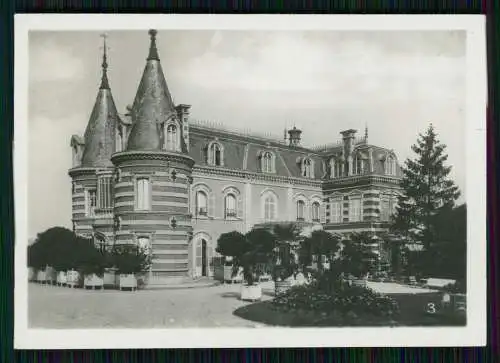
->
126;29;177;151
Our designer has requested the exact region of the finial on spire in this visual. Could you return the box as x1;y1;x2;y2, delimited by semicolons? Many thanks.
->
147;29;160;61
364;123;368;142
99;33;110;89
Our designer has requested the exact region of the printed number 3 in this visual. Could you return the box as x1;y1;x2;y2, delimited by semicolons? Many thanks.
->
426;303;436;314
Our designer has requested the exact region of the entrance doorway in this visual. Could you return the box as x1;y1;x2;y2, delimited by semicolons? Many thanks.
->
194;235;213;278
201;239;207;276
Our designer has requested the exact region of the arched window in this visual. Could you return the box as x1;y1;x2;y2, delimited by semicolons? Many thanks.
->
385;155;396;176
354;155;364;174
196;191;208;216
262;151;274;173
224;193;237;218
263;193;277;221
208;142;223;166
166;124;178;151
296;200;306;221
311;201;320;222
302;158;313;178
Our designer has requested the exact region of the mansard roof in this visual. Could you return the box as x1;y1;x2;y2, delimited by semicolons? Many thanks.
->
126;29;177;152
189;124;325;180
188;122;401;179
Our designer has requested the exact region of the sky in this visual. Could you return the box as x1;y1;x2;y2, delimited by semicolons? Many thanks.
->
28;30;466;238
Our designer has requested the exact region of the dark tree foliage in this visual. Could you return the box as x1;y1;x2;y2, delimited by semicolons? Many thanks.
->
340;232;379;278
216;231;248;259
111;244;152;275
299;230;342;273
27;227;78;270
392;124;460;250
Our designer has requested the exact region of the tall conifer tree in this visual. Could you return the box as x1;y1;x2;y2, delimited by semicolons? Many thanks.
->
392;124;460;250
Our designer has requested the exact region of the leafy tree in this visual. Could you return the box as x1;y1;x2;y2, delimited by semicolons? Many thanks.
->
340;232;379;278
27;227;77;270
272;223;301;281
111;244;152;275
299;230;342;273
427;203;467;280
392;124;460;250
216;231;248;262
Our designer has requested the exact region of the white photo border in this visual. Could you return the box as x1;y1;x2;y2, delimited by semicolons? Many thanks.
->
14;14;487;349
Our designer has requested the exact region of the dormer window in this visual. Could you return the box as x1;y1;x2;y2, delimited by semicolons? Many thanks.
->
166;124;178;151
260;151;275;173
207;141;224;166
301;158;314;178
354;154;364;175
115;125;123;153
329;158;343;178
385;155;396;176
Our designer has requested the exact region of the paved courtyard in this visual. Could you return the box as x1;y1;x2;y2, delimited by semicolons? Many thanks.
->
28;282;275;329
28;280;438;329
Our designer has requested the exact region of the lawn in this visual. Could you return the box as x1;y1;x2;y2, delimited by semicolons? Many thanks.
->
233;292;466;327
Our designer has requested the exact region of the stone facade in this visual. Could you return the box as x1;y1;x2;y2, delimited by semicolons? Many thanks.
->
68;30;403;284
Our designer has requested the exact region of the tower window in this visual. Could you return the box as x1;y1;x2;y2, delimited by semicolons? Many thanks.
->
348;197;362;222
136;177;151;210
97;175;113;210
166;124;178;151
331;200;342;223
85;189;97;217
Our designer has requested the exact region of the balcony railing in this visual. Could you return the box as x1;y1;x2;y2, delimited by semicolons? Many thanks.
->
225;209;237;218
197;208;207;216
296;217;305;222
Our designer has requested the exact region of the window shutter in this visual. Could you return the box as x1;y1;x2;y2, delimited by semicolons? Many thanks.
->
237;195;243;219
208;192;216;218
190;187;195;216
320;203;326;223
207;145;213;165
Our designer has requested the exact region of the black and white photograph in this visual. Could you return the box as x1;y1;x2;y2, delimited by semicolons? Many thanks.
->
14;15;487;348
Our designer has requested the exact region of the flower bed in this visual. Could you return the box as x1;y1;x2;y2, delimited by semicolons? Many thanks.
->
272;282;400;319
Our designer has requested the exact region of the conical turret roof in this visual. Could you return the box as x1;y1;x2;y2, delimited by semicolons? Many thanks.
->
126;29;176;151
81;36;120;168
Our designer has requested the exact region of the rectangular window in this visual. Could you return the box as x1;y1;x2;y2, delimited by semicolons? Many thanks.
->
86;189;97;217
98;176;113;210
381;199;390;221
349;198;361;222
136;178;151;210
331;200;342;223
137;236;151;255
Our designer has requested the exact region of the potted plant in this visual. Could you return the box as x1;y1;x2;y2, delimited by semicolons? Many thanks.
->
272;223;301;295
233;228;275;301
112;244;151;291
81;243;109;290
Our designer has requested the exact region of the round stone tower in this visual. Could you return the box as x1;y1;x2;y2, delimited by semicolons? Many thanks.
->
111;30;195;286
69;34;120;244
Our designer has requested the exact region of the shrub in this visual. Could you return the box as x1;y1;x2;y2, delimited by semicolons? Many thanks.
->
272;272;399;319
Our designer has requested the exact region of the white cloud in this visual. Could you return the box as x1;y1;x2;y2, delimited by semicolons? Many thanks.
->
30;41;85;83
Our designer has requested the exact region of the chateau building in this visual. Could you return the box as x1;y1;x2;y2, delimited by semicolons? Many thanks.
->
68;30;402;285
